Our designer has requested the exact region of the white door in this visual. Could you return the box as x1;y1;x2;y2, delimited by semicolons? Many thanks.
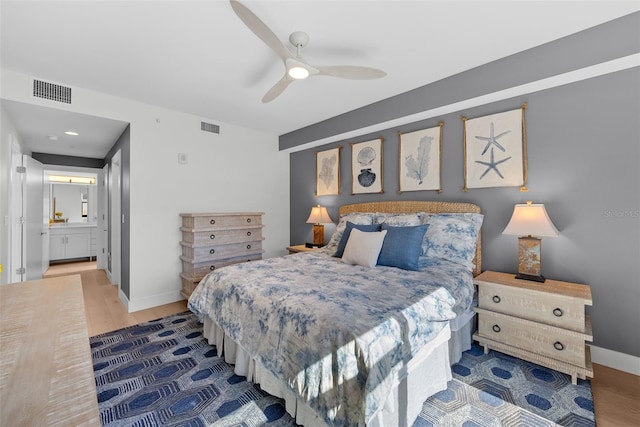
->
97;164;108;270
9;141;23;283
108;150;121;290
23;155;45;280
42;182;50;273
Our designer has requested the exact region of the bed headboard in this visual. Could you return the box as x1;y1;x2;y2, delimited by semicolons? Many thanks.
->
339;200;482;277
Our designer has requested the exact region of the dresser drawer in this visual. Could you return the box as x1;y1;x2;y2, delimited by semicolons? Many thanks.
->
476;308;589;367
181;241;263;261
181;227;263;246
181;213;263;229
477;281;586;332
180;253;262;277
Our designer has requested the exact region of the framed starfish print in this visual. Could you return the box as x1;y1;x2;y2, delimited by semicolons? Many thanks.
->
462;103;529;191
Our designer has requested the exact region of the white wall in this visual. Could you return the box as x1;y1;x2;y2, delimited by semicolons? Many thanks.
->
0;69;290;310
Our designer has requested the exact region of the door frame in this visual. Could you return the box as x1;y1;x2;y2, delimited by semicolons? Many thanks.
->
108;149;122;292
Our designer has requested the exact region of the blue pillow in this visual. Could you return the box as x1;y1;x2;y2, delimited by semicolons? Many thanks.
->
377;224;430;271
334;221;382;257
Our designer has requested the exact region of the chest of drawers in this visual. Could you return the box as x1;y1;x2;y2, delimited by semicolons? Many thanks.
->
179;212;264;298
472;270;593;384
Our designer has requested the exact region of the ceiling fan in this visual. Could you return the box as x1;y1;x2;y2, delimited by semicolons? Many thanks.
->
229;0;386;103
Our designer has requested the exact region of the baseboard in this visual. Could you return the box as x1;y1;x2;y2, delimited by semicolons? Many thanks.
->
589;345;640;376
126;290;183;313
118;287;129;312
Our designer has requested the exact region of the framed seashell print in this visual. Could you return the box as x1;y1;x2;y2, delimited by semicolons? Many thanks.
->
350;138;383;194
398;122;443;193
462;103;529;191
315;146;341;196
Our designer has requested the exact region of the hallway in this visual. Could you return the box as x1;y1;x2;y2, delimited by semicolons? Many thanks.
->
68;266;187;337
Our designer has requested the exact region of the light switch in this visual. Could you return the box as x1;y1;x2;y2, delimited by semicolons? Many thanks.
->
178;153;188;165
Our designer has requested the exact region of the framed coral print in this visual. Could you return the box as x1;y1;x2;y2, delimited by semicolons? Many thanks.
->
462;103;528;191
351;138;383;194
398;122;443;193
316;146;341;196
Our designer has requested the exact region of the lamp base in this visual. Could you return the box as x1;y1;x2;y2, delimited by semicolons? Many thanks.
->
515;273;546;283
516;236;546;282
312;224;325;246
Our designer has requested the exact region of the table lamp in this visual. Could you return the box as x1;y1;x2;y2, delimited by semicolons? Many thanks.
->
306;205;333;247
502;201;559;282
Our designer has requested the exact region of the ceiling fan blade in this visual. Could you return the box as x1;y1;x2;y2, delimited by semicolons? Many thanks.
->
317;65;386;80
230;0;293;61
262;75;293;103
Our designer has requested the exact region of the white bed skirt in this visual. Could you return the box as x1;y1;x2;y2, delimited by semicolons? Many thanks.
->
201;313;474;427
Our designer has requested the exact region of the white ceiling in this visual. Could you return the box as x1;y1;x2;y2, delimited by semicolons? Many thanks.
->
1;1;638;158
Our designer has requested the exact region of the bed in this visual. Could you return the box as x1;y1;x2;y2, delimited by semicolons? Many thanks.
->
188;201;482;426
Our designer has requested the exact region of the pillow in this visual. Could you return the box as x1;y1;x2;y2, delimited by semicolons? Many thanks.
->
377;223;430;271
334;221;382;257
341;229;387;268
325;213;376;252
375;212;422;226
421;213;484;268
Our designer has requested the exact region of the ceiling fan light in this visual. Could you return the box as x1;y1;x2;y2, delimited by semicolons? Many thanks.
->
288;66;309;80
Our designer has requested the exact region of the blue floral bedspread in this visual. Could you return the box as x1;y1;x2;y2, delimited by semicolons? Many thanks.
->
188;251;474;426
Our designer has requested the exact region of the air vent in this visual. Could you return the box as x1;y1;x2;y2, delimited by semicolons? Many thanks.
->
32;79;72;104
201;121;220;134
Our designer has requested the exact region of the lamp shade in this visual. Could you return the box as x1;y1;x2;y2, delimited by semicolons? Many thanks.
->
502;202;559;237
306;205;333;224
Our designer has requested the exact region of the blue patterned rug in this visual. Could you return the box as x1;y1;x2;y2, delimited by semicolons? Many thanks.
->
91;311;595;426
416;344;595;426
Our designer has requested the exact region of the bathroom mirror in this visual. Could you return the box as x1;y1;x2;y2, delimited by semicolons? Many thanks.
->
50;183;97;223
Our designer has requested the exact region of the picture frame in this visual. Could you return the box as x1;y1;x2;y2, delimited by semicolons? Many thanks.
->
462;103;529;191
315;146;341;196
398;122;443;193
351;138;383;194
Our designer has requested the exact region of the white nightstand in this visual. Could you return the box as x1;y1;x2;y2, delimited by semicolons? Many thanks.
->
472;270;593;384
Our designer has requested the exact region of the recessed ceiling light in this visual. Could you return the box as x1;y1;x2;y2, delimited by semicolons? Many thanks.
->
47;135;58;141
65;131;79;136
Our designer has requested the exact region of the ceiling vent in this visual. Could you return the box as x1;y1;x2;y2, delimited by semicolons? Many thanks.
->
201;121;220;134
32;79;72;104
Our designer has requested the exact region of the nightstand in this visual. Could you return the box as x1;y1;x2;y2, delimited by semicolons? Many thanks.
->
286;244;320;254
472;270;593;384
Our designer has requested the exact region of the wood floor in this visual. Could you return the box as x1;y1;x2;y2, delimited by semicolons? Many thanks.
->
54;262;639;426
45;261;187;337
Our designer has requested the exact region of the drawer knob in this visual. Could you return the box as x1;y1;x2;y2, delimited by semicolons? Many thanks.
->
247;231;252;236
492;295;501;304
209;265;216;271
492;324;501;333
246;244;252;250
246;218;252;223
554;341;565;351
553;308;563;317
210;219;216;225
210;234;215;240
209;249;215;255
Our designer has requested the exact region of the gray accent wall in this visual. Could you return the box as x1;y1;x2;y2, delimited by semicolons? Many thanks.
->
286;14;640;358
32;153;105;169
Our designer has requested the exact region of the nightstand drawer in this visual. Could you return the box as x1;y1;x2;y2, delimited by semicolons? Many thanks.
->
477;281;586;332
476;308;590;367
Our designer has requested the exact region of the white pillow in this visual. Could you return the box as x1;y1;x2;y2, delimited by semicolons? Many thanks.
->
341;229;387;268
